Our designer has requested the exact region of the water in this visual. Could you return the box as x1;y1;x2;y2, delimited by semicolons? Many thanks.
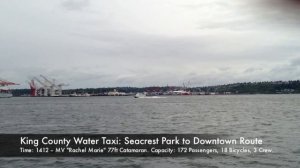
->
0;95;299;167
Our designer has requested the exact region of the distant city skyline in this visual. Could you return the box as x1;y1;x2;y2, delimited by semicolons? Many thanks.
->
1;0;300;89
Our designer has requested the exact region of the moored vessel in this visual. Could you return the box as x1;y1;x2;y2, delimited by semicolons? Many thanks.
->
69;92;91;97
0;79;17;98
0;88;13;98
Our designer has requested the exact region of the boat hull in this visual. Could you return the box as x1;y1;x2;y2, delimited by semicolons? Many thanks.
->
0;93;13;98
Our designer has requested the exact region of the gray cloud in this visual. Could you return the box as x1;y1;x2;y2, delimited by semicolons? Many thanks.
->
0;0;300;89
61;0;90;11
246;0;300;26
243;67;263;74
290;57;300;67
190;0;300;31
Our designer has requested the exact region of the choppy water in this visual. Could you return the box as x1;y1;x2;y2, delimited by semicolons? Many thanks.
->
0;95;299;167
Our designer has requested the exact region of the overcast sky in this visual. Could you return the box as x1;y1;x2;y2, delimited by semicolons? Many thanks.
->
1;0;300;88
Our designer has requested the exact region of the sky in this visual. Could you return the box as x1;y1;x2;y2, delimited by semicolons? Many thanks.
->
0;0;300;88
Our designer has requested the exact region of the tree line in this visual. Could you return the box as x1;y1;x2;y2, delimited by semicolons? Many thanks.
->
11;80;300;96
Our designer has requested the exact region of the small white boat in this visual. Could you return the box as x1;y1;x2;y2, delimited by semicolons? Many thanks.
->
134;93;147;98
134;93;166;99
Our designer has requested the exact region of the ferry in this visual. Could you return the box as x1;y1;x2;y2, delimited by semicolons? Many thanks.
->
69;92;91;97
0;79;17;98
171;90;191;95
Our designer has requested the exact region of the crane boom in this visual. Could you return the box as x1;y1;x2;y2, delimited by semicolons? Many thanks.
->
0;78;17;85
40;75;55;86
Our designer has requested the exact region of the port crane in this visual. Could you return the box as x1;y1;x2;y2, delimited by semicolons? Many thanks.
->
32;77;51;96
40;75;57;96
29;75;68;97
40;75;68;96
28;79;37;96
